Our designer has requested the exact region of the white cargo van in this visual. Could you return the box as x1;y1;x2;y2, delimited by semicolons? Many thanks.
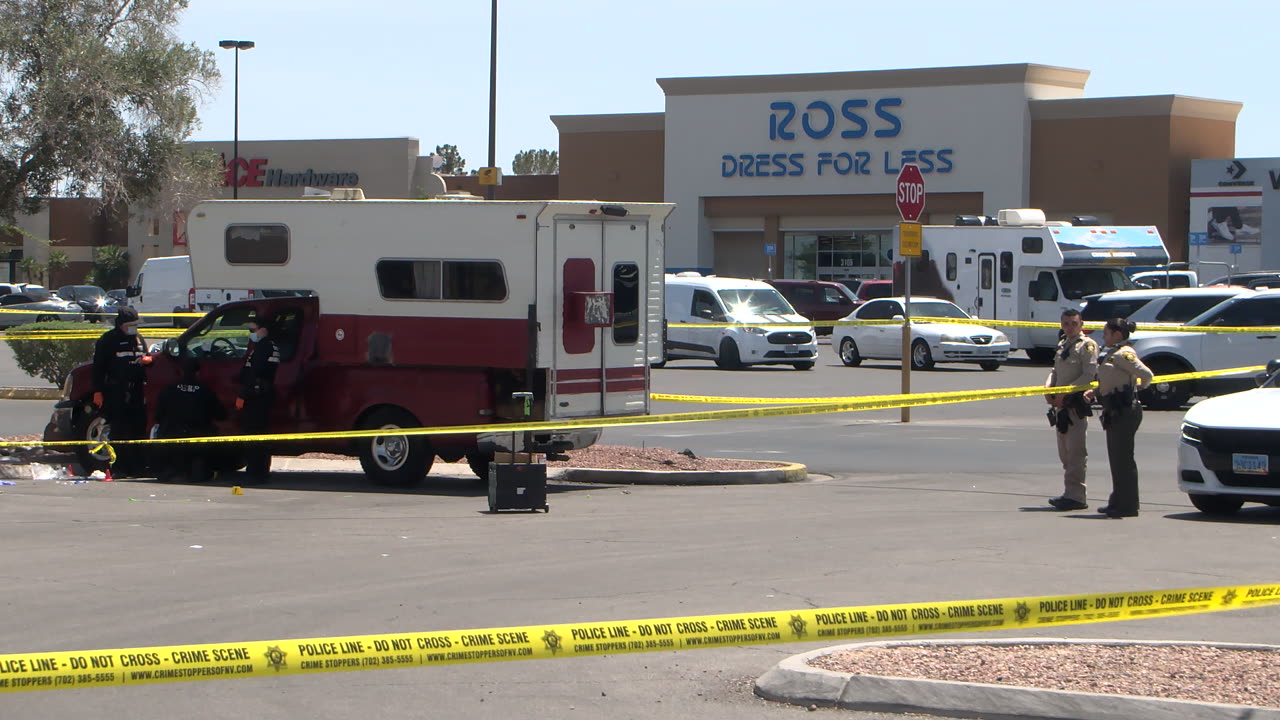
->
126;255;195;327
660;273;818;370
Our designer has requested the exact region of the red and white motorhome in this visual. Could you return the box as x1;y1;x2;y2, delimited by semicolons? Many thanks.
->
46;192;672;485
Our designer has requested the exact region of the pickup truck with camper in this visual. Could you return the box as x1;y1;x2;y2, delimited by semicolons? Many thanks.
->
45;191;673;485
894;209;1169;363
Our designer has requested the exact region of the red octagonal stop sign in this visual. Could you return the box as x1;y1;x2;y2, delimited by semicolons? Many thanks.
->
895;164;926;222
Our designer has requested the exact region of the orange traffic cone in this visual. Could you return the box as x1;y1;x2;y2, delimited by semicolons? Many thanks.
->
103;467;114;482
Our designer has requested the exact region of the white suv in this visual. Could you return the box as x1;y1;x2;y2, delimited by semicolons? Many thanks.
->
1178;359;1280;515
1129;290;1280;409
1081;287;1250;344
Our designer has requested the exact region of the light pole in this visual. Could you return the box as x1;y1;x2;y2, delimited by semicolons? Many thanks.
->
486;0;497;201
218;40;255;199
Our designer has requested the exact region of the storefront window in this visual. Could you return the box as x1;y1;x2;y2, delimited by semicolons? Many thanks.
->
783;230;892;281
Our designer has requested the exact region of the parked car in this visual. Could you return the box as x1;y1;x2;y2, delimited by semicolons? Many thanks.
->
57;284;112;322
856;280;894;302
1081;287;1251;344
0;293;85;328
1177;358;1280;515
832;278;863;295
833;297;1010;371
1130;269;1197;289
1129;289;1280;410
1203;271;1280;288
661;273;818;370
766;279;859;335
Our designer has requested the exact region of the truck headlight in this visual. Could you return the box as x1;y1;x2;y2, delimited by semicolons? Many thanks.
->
940;333;973;343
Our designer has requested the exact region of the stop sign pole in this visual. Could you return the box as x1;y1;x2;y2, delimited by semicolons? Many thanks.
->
896;165;925;423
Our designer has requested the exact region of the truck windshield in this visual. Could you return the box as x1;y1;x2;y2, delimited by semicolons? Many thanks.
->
717;288;794;316
1056;268;1135;300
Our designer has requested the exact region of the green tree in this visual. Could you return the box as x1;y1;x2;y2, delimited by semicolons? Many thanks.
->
512;149;558;175
433;144;468;175
18;256;43;285
0;0;221;224
46;248;69;284
85;244;130;289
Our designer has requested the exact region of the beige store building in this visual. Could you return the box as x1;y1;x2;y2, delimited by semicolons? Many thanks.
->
554;63;1241;279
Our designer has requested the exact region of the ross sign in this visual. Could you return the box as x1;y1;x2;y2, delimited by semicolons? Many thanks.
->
898;222;922;257
764;243;776;256
895;164;925;222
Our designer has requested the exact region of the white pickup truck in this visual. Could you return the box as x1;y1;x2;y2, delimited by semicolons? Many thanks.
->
1129;289;1280;409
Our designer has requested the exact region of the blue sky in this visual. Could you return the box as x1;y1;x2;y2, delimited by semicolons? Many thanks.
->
181;0;1277;169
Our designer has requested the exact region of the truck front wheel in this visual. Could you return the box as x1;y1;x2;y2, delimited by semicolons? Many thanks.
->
357;407;433;487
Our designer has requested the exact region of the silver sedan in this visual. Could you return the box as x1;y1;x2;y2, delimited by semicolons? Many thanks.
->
0;293;86;329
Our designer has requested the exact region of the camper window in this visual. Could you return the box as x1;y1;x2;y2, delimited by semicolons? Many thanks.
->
376;259;506;301
945;253;957;281
1022;236;1043;254
226;224;289;265
612;262;640;345
1000;252;1014;283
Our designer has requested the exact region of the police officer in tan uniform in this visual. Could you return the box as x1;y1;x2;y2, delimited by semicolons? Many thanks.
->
1084;318;1154;518
1045;308;1098;510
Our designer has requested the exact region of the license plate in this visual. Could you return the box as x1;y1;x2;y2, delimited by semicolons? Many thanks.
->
785;344;799;354
1232;453;1269;475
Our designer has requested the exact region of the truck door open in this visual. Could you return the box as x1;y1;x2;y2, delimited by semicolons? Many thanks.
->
551;217;651;418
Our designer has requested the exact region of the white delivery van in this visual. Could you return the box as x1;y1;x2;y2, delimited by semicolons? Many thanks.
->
660;273;818;370
126;255;195;327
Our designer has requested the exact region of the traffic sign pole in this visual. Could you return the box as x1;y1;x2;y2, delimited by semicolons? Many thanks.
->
894;165;926;424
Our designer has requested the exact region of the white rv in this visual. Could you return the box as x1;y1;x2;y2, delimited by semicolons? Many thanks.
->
897;209;1170;363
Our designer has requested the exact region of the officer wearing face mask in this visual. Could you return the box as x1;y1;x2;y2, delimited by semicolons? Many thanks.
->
91;306;151;470
236;318;280;484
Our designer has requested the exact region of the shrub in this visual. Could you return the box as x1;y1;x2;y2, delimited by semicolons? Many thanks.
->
4;321;97;388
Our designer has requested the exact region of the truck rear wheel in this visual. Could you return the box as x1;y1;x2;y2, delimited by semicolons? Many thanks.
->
357;407;433;487
74;409;112;472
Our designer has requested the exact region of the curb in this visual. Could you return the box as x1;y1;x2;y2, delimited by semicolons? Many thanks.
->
0;386;60;400
754;638;1280;720
555;461;807;485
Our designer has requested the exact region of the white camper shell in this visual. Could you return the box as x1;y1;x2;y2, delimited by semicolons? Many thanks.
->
896;209;1170;362
186;196;672;423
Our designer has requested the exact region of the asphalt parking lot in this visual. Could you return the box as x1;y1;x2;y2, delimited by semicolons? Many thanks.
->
2;346;1277;719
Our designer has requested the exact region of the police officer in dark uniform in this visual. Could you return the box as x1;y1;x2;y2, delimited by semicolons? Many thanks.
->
155;356;226;483
1084;318;1154;518
92;306;149;472
236;317;280;484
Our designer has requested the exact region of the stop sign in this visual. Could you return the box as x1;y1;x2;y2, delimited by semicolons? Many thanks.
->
895;164;926;222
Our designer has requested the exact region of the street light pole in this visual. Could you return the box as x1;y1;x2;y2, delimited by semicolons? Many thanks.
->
486;0;497;201
219;40;255;199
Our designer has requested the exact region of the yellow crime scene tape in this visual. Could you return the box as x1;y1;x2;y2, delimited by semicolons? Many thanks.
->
0;366;1263;454
1;581;1277;693
670;317;1280;334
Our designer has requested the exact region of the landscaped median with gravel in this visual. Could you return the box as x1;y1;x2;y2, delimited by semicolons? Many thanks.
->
757;638;1280;718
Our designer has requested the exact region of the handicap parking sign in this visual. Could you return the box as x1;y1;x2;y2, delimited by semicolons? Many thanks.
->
1231;244;1242;255
1188;232;1208;246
